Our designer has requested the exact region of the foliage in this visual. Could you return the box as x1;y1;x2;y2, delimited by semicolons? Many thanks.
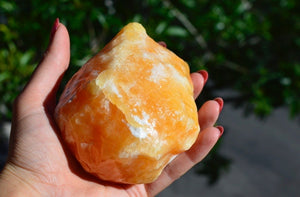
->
1;0;299;120
1;0;299;183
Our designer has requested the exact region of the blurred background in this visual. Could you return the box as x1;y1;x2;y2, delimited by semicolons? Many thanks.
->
0;0;299;196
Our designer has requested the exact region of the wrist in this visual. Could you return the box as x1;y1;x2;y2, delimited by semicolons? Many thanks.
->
0;163;41;197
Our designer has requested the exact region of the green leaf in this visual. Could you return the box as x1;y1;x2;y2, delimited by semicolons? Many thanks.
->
0;72;9;83
0;1;15;12
165;26;188;37
155;22;167;34
179;0;196;8
19;51;34;67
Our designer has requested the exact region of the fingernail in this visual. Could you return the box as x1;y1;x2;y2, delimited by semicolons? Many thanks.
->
158;41;167;48
214;97;224;113
198;70;208;84
50;18;60;42
216;126;224;138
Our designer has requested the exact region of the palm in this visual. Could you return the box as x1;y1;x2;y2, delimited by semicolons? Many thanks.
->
11;104;148;195
5;22;222;197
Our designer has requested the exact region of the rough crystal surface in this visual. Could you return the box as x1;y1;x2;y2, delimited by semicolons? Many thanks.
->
55;23;200;184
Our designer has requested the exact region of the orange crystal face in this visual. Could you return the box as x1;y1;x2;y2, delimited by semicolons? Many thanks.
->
55;22;200;184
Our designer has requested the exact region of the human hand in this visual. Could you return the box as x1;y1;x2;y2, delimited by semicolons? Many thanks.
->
0;19;223;197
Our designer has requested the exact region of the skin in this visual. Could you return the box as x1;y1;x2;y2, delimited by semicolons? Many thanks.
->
0;22;223;197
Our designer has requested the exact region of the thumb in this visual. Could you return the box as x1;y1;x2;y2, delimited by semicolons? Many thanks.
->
17;19;70;115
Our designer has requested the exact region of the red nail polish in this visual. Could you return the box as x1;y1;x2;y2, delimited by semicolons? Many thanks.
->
214;97;223;113
198;70;208;84
216;126;224;138
158;41;167;48
50;18;60;41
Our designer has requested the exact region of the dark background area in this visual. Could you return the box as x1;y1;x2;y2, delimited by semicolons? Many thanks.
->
1;0;299;196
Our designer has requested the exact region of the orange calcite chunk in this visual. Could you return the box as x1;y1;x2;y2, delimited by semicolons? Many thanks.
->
55;23;200;184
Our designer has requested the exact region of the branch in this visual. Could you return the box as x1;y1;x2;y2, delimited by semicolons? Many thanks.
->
162;0;208;50
162;0;248;73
